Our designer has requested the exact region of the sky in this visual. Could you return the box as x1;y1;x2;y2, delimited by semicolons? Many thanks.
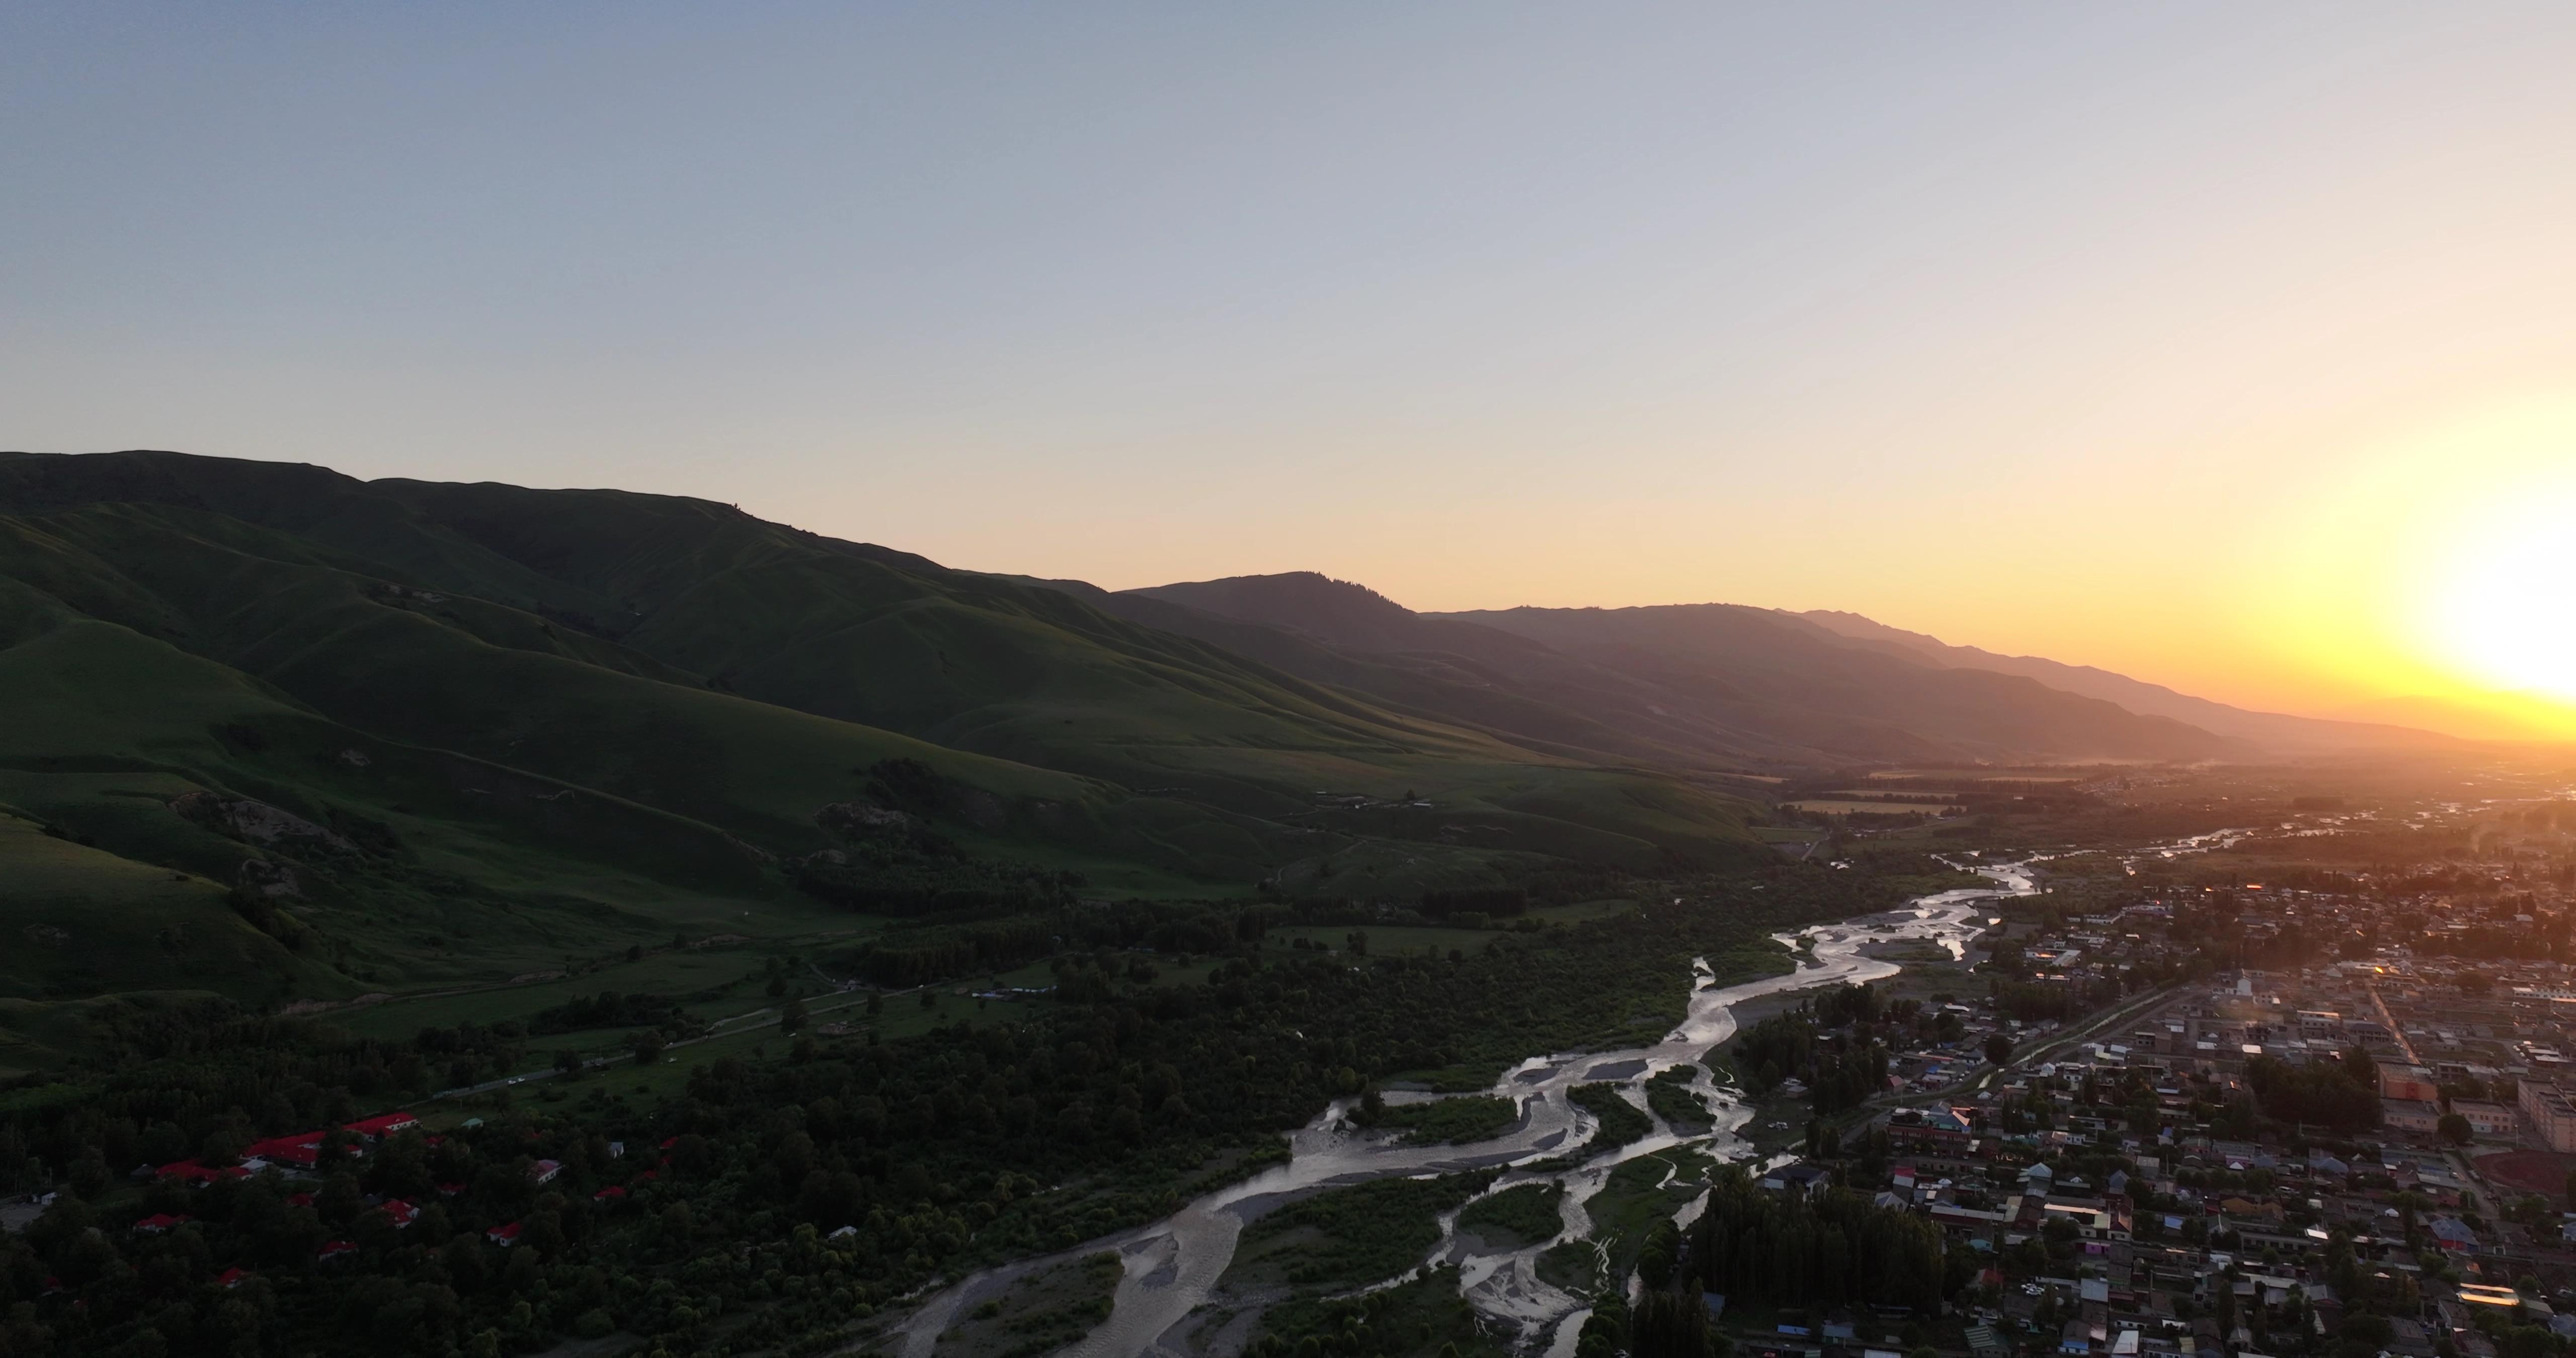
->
7;3;2576;735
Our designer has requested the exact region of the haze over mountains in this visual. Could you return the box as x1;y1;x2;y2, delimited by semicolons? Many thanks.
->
0;450;2455;1013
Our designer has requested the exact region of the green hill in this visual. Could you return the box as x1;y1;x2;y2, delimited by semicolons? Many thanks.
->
0;451;1765;1053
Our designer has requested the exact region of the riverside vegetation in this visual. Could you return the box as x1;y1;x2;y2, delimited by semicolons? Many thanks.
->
0;863;1971;1357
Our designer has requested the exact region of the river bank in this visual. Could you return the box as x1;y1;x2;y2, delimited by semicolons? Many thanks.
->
884;865;2034;1358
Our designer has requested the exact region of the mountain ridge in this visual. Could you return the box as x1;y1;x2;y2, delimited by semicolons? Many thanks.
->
1793;608;2460;752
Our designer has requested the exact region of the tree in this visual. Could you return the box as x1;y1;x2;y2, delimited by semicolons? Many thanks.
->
780;996;808;1034
1983;1033;2014;1066
629;1032;665;1067
2439;1113;2472;1145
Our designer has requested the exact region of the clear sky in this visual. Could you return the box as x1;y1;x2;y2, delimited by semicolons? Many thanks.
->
8;3;2575;734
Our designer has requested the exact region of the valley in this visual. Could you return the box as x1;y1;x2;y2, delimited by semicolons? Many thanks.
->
0;450;2557;1358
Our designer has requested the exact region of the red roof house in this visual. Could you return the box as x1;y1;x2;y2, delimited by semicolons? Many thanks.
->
155;1161;251;1186
486;1222;522;1246
342;1112;419;1140
242;1133;328;1170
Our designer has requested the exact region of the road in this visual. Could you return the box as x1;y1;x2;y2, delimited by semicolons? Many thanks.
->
429;984;913;1101
1835;983;2184;1128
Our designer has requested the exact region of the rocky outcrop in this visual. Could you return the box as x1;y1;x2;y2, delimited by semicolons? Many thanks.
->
171;791;358;855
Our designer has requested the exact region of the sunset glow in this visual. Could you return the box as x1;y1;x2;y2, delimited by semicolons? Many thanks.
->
2425;481;2576;703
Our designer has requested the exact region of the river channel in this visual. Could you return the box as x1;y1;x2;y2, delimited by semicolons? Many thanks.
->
892;863;2035;1358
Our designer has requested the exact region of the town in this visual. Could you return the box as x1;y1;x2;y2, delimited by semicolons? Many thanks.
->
1722;801;2576;1358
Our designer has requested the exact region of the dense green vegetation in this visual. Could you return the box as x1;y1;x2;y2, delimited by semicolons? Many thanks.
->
2246;1050;2380;1132
1244;1267;1508;1358
1228;1173;1496;1292
1359;1094;1519;1146
1727;982;1894;1113
1642;1065;1712;1131
1567;1083;1651;1151
1681;1163;1950;1311
0;865;1953;1356
1454;1182;1563;1248
933;1252;1119;1358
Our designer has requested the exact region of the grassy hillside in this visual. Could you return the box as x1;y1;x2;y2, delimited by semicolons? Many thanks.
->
0;452;1773;1063
0;452;1765;860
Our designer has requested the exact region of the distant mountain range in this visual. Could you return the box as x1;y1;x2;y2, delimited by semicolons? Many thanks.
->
1068;572;2453;766
0;449;2473;1011
1790;610;2457;753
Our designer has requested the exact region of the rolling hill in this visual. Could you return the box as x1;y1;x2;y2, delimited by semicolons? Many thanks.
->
0;451;1780;1041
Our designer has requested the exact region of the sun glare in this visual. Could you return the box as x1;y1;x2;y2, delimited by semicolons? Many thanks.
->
2425;481;2576;702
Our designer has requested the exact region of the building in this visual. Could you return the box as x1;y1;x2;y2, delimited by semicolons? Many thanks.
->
2520;1080;2576;1152
342;1112;418;1141
2385;1099;2445;1135
2452;1100;2519;1138
2381;1064;2443;1103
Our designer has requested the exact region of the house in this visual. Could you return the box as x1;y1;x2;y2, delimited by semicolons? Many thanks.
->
593;1185;627;1204
1762;1163;1832;1196
316;1240;358;1262
2430;1217;2479;1253
377;1199;420;1229
215;1267;250;1289
132;1213;190;1234
242;1133;330;1171
154;1160;250;1186
529;1159;562;1185
342;1112;419;1141
486;1222;522;1247
1887;1108;1976;1155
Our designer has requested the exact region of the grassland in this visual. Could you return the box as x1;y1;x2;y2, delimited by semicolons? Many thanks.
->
1583;1148;1714;1285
